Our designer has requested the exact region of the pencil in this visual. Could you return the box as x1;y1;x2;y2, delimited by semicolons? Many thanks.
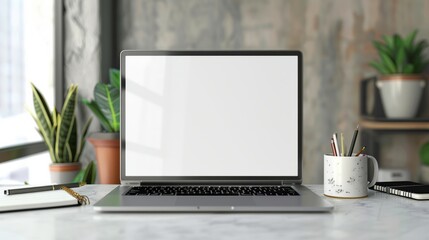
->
330;138;337;156
355;146;366;156
333;133;340;157
347;125;359;156
341;133;345;156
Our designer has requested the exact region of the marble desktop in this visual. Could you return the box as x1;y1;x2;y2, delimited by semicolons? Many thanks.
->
0;184;428;239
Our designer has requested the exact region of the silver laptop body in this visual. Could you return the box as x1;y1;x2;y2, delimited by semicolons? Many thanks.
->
94;51;333;212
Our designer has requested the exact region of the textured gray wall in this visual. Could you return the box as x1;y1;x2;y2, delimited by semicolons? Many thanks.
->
65;0;429;183
64;0;101;165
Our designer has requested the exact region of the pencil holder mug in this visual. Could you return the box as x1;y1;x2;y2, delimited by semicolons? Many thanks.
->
324;154;379;198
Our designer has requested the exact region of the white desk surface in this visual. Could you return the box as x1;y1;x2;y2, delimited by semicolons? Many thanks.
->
0;184;428;240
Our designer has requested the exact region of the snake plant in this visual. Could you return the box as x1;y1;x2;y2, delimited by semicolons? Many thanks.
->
82;69;120;132
30;83;92;163
370;30;429;75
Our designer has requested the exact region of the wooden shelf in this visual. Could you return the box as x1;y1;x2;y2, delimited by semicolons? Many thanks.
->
360;119;429;130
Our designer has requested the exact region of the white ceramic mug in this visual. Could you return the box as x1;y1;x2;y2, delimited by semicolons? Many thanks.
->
324;154;379;198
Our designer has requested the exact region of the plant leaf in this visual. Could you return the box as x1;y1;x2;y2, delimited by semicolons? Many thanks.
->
73;161;96;184
94;83;120;132
404;30;417;52
373;40;393;59
74;117;93;162
56;85;78;163
370;61;389;75
396;46;406;73
68;116;78;161
31;83;53;136
383;35;395;52
404;64;415;74
82;99;113;132
110;68;120;89
380;52;396;73
30;110;56;162
413;39;428;58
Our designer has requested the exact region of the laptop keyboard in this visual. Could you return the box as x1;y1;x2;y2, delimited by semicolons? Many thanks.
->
125;186;299;196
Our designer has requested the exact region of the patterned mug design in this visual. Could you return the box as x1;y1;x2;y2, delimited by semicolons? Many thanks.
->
324;154;378;198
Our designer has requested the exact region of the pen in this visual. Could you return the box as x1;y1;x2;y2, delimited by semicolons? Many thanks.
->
333;133;340;158
347;125;359;156
4;182;85;195
355;146;366;156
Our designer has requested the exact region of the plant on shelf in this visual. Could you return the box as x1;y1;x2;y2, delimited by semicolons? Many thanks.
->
369;30;429;119
30;83;92;183
82;68;121;184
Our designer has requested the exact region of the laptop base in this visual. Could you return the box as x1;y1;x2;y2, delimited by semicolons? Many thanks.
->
94;185;333;212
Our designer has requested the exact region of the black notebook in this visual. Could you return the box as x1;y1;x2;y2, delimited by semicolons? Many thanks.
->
370;181;429;200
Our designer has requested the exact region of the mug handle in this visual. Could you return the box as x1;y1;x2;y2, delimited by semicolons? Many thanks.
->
367;155;379;188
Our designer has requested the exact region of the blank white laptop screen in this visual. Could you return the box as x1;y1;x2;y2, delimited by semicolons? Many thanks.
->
124;55;298;177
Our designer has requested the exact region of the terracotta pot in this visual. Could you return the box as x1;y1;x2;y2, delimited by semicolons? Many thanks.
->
89;133;120;184
49;162;81;184
377;74;426;118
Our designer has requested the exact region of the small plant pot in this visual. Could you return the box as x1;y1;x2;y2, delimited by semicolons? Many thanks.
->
49;162;81;184
89;133;120;184
376;75;425;119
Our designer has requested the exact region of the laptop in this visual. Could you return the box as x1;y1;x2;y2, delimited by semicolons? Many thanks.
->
94;50;333;212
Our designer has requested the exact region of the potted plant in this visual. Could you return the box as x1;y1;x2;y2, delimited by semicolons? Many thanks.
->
370;30;428;118
83;69;120;184
30;84;92;183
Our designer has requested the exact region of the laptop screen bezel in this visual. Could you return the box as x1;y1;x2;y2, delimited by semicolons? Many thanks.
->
120;50;302;183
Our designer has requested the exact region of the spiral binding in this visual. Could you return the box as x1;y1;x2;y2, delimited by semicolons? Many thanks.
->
61;186;90;205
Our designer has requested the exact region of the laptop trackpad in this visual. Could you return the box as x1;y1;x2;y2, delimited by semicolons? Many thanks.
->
175;197;254;206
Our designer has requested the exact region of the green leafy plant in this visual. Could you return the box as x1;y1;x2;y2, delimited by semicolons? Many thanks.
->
73;161;97;184
30;84;92;163
370;30;429;75
82;69;120;132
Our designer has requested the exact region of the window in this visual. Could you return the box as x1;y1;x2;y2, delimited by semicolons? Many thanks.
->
0;0;59;184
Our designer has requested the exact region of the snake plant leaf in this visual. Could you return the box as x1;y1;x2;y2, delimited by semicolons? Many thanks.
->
73;161;96;184
67;115;78;161
31;83;53;135
94;83;120;132
56;84;78;163
110;69;120;89
30;111;56;162
74;117;92;162
82;99;113;132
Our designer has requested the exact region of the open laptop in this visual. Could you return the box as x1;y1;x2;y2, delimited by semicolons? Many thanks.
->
94;50;333;212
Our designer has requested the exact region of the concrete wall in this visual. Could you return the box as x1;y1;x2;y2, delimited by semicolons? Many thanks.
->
65;0;429;183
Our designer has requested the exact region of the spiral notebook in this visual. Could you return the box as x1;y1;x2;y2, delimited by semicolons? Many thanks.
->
0;186;89;212
370;181;429;200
